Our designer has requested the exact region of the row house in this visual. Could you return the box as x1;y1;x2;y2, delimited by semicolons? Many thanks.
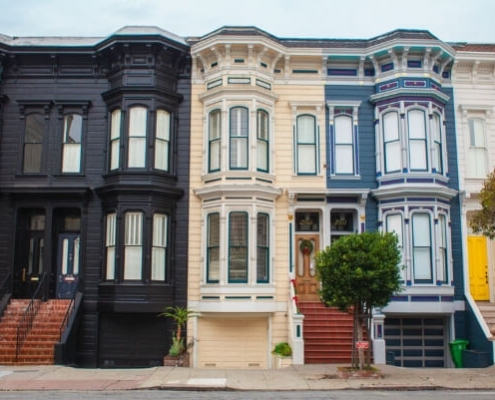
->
0;25;493;369
0;27;191;367
451;43;495;359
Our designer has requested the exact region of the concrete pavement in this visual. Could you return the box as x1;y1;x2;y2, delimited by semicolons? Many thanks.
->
1;363;495;391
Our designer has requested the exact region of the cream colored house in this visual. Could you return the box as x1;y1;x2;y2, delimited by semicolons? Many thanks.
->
187;27;326;368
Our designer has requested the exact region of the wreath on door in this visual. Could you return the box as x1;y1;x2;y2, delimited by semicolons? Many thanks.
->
300;239;314;255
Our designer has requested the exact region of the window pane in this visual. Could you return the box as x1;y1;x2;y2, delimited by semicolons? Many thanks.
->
209;110;222;172
209;141;221;171
408;110;426;139
23;143;43;173
385;141;401;173
64;114;82;143
297;115;315;143
412;213;432;282
24;114;44;173
257;214;269;283
152;213;167;281
335;145;353;174
438;215;448;283
230;138;248;168
156;110;170;140
383;112;399;142
207;213;220;282
124;247;142;280
335;116;353;143
432;114;443;173
110;110;121;171
257;110;268;140
409;140;427;170
129;107;147;137
230;108;248;137
105;213;116;280
128;137;146;168
257;140;268;171
386;213;404;280
111;110;121;140
62;143;81;173
151;248;166;280
155;139;169;171
229;213;248;282
125;212;143;245
298;145;316;173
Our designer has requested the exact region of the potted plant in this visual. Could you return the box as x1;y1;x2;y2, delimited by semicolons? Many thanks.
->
158;305;197;367
272;342;293;368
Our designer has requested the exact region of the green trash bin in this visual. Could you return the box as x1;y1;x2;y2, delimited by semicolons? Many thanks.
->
449;339;469;368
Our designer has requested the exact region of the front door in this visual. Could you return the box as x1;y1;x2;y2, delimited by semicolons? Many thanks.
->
19;231;45;298
295;234;320;301
56;233;80;299
468;236;490;300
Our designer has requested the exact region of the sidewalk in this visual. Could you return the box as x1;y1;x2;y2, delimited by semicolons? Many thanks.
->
1;363;495;391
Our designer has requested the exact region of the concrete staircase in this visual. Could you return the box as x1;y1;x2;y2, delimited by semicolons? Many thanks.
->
0;299;71;365
299;301;359;364
476;301;495;337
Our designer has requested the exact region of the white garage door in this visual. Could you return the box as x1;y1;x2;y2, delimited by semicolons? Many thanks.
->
197;317;268;369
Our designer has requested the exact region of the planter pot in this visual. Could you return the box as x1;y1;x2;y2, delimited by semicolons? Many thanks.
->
275;355;293;369
163;352;190;367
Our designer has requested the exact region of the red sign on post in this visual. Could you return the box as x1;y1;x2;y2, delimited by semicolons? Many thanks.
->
355;341;369;349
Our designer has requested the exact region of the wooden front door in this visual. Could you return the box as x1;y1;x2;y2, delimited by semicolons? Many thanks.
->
56;233;80;299
468;236;490;300
295;234;320;301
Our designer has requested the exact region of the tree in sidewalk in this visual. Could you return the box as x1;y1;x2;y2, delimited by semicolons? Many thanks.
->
315;231;402;370
470;169;495;239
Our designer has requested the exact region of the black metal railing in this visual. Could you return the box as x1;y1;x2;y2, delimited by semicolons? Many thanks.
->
59;279;82;338
0;272;13;317
15;273;48;360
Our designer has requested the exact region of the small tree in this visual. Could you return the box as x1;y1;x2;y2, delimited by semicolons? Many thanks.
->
315;231;402;370
470;169;495;238
158;306;197;356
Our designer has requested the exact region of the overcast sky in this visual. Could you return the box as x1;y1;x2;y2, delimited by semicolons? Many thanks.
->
0;0;493;43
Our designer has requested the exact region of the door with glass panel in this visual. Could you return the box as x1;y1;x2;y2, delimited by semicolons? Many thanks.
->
56;233;80;299
294;212;321;302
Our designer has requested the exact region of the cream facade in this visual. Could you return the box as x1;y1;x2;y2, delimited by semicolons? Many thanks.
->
187;28;326;368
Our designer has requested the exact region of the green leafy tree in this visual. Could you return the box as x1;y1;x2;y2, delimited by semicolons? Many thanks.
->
470;169;495;239
315;231;402;370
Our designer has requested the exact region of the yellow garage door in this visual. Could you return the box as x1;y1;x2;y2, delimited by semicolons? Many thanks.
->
197;317;268;369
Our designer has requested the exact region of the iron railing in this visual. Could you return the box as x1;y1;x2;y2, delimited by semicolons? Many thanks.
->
15;273;48;360
59;279;82;338
0;272;13;316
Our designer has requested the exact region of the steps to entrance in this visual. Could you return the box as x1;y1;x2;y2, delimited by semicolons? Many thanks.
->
0;299;71;365
477;301;495;336
299;301;367;364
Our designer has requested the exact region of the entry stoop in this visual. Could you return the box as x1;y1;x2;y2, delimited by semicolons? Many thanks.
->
0;299;71;365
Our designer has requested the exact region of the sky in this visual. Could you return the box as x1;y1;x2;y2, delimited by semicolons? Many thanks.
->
0;0;494;44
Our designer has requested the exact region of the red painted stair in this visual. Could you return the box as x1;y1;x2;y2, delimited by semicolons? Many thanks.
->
0;299;71;365
299;301;369;364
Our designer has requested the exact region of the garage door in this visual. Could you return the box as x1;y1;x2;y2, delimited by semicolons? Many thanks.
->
197;317;268;368
385;317;446;367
